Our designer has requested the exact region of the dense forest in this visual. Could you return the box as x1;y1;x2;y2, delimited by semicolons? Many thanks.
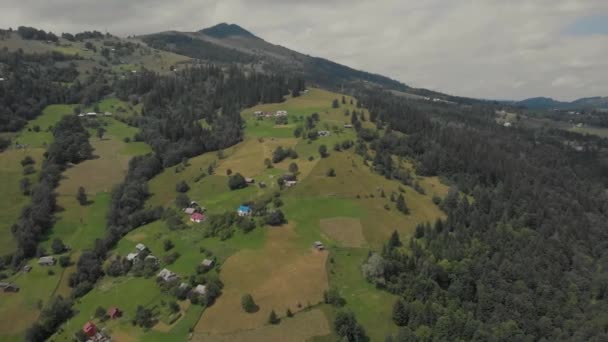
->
0;49;75;131
116;65;298;166
356;90;608;341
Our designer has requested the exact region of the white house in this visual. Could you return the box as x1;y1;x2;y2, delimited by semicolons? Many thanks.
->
126;253;139;261
285;180;297;187
193;284;207;295
275;110;288;117
135;243;147;252
158;268;179;282
86;112;97;117
318;130;331;137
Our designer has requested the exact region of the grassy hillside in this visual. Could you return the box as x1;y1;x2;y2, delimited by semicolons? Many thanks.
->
0;104;151;341
0;81;449;341
0;31;191;77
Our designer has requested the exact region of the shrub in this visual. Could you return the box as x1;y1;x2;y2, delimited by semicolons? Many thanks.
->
241;294;258;313
228;173;247;190
175;180;190;193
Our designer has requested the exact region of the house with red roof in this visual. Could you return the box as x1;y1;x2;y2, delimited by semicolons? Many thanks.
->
83;321;97;337
108;307;122;319
190;212;205;223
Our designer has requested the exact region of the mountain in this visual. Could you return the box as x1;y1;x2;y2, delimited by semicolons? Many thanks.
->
139;23;413;93
516;96;608;110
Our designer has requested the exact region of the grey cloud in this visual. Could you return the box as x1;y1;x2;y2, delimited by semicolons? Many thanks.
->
1;0;607;100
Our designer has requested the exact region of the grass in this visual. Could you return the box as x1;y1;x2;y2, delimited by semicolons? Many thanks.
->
12;104;77;148
0;148;45;255
320;217;366;248
569;125;608;138
86;97;143;119
0;261;63;342
192;307;331;342
329;248;399;341
195;224;329;335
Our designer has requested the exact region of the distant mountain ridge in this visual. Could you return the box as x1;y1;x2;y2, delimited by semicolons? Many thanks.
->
199;23;256;38
515;96;608;110
137;23;498;105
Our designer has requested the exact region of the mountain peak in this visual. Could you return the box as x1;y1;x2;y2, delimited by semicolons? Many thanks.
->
200;23;256;38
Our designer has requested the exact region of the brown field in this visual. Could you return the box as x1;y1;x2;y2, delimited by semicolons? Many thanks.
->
57;139;131;196
320;217;366;247
195;224;328;334
193;308;331;342
215;137;299;177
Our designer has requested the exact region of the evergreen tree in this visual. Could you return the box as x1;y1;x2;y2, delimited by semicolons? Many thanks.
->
268;309;280;324
332;99;340;108
388;230;401;249
392;300;408;326
77;186;88;205
319;144;328;158
241;294;258;313
396;194;409;214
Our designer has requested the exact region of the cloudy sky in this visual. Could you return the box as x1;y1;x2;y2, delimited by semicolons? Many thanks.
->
2;0;608;100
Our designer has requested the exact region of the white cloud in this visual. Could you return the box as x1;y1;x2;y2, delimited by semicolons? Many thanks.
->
1;0;607;100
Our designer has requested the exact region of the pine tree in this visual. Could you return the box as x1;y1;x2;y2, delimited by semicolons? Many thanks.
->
392;300;408;326
388;230;401;249
396;194;409;214
77;186;88;205
268;309;280;324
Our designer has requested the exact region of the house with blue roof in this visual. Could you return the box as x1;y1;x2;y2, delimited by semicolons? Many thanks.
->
237;205;252;216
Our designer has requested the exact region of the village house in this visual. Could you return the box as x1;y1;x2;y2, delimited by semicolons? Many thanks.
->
135;243;147;252
104;112;113;116
245;177;255;184
107;307;122;319
158;268;179;282
193;284;207;295
38;256;56;266
23;265;32;272
343;124;353;128
86;112;97;117
4;284;19;293
190;212;205;223
285;180;297;188
201;258;214;268
0;77;5;82
126;252;139;262
318;130;331;137
183;207;196;215
254;110;263;116
83;322;97;338
145;255;158;264
237;205;252;216
78;113;85;117
275;110;288;117
314;241;325;250
503;122;512;127
179;282;190;290
0;282;19;292
258;181;267;188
